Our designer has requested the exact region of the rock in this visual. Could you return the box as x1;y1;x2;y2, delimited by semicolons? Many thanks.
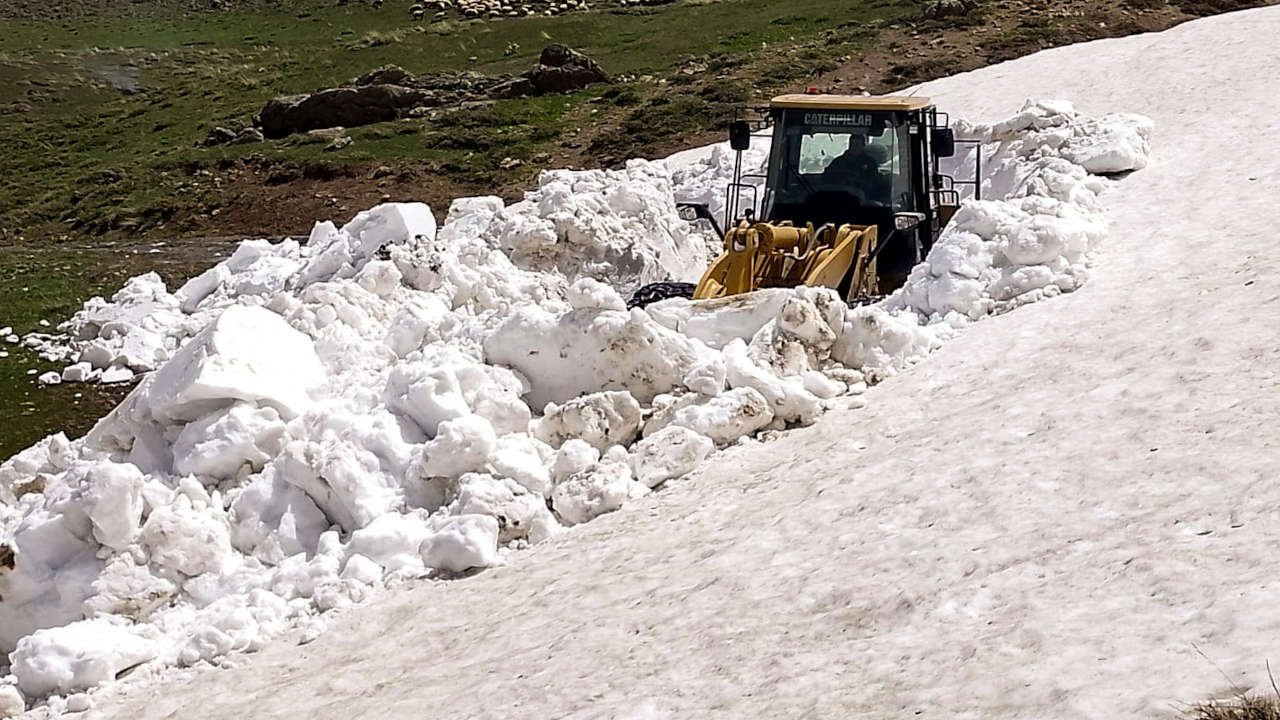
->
526;44;609;94
257;45;606;139
202;126;237;147
355;65;412;86
258;84;428;139
232;127;264;145
491;44;607;98
325;135;353;152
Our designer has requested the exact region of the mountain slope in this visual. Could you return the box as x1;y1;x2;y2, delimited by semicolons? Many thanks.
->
87;7;1280;718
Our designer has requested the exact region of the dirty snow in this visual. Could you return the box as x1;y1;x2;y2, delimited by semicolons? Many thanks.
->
0;49;1158;715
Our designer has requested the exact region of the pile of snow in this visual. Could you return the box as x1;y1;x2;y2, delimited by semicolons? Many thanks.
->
842;100;1152;378
0;100;1148;708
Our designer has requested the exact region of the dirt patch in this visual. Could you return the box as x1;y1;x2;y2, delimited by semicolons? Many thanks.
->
821;0;1208;93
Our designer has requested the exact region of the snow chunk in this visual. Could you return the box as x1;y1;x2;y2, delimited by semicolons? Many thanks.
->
487;434;553;497
293;203;436;290
176;590;290;667
420;514;500;573
723;339;822;426
348;512;432;574
449;473;555;543
833;307;948;378
645;290;793;350
485;306;714;408
80;461;146;551
644;388;775;446
61;363;93;382
171;403;287;482
551;439;601;484
102;365;136;384
385;346;530;439
629;426;715;488
143;305;324;424
491;161;710;292
229;472;329;563
417;415;498;479
341;553;383;585
138;494;233;577
532;390;643;452
11;619;157;697
566;277;627;311
552;458;649;526
0;685;23;719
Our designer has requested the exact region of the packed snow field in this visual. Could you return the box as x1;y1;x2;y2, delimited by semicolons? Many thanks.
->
0;36;1164;718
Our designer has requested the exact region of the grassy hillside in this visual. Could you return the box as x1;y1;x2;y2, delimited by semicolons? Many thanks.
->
0;0;910;242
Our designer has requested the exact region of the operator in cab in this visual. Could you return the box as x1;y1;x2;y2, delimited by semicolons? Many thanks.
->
820;133;889;205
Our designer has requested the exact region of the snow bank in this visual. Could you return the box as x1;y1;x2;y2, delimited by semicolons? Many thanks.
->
844;100;1153;378
0;100;1148;703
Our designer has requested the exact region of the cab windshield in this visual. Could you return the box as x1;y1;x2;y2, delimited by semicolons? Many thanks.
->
773;119;912;210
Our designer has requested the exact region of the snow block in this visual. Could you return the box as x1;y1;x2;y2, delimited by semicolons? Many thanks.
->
551;458;648;526
420;514;500;572
293;203;437;290
143;305;324;424
629;426;715;488
532;390;643;452
644;387;774;446
11;619;158;697
485;306;715;408
348;511;433;574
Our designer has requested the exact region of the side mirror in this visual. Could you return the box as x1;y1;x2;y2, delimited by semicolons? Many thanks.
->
932;128;956;158
894;212;926;231
729;120;751;151
677;202;725;240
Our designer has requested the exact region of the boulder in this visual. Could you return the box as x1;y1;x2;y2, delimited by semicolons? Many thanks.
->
259;84;428;139
493;44;609;98
527;44;608;94
202;126;237;147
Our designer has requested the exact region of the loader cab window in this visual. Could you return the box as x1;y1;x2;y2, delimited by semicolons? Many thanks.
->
768;110;914;216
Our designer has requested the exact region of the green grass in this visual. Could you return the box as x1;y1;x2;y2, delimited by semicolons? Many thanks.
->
0;0;915;240
0;248;142;459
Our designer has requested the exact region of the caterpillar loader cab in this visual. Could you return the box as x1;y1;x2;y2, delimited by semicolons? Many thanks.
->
632;93;979;308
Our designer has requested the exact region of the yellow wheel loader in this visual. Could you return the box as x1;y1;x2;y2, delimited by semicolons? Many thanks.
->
630;93;981;308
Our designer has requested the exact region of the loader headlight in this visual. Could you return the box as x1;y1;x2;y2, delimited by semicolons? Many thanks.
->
894;212;926;231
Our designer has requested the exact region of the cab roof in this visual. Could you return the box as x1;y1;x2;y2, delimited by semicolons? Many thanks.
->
770;94;933;111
